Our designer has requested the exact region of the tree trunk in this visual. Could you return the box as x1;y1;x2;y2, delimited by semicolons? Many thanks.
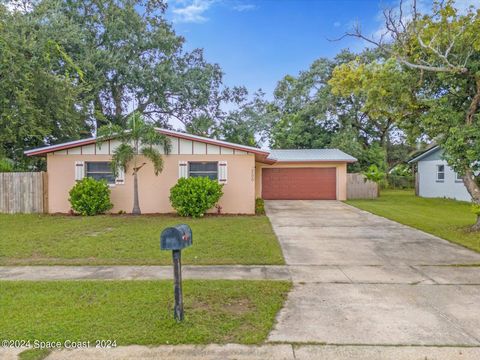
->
462;77;480;230
463;170;480;230
112;82;124;126
466;78;480;125
94;95;106;128
473;216;480;231
132;170;141;215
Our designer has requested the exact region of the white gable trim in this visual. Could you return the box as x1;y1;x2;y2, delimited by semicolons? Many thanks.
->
25;129;268;157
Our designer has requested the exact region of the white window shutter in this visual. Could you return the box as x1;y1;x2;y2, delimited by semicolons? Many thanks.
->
75;161;85;181
115;166;125;185
179;161;188;179
218;161;227;184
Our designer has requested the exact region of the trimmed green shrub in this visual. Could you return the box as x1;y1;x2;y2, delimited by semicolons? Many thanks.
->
363;164;388;189
169;177;223;217
0;157;14;172
255;198;265;215
363;164;385;183
69;177;113;216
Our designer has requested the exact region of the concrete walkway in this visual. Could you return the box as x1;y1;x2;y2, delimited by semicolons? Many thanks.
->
3;344;480;360
0;265;290;281
265;200;480;346
2;264;480;284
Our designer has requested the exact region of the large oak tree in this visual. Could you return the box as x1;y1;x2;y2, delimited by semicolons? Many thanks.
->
0;1;89;168
34;0;232;128
1;0;235;168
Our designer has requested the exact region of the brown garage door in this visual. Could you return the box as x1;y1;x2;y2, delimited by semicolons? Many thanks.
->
262;168;337;200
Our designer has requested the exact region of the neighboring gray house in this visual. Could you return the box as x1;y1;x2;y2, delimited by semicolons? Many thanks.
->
409;145;471;202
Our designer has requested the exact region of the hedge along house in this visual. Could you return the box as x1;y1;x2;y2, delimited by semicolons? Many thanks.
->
25;129;357;214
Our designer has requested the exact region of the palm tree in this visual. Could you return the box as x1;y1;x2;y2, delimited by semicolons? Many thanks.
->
98;112;170;214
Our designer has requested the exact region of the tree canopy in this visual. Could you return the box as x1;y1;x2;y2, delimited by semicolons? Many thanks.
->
1;0;238;168
0;1;89;168
34;0;233;128
264;50;415;172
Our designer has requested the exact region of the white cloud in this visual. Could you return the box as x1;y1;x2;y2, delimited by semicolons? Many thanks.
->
171;0;216;23
233;4;256;12
333;21;341;28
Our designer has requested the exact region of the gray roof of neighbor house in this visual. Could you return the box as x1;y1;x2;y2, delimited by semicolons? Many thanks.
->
267;149;357;162
408;145;440;164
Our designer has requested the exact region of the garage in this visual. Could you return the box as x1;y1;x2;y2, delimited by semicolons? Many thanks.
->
262;167;337;200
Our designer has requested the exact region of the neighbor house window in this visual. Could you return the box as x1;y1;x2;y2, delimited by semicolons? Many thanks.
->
436;165;445;182
455;172;463;182
188;162;218;180
85;162;115;184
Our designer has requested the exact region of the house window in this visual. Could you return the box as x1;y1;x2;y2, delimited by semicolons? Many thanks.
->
188;162;218;180
85;162;115;184
436;165;445;182
455;172;463;182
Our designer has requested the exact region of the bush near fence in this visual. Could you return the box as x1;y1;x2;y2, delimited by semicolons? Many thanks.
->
386;174;415;190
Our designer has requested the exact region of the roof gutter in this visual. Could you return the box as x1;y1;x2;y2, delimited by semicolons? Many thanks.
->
269;159;357;163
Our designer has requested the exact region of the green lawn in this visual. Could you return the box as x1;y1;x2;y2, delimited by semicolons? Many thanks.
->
18;349;51;360
347;189;480;252
0;280;291;345
0;215;284;265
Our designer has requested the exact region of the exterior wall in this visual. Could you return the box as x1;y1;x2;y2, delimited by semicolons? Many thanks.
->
47;153;256;214
255;162;348;201
418;158;471;202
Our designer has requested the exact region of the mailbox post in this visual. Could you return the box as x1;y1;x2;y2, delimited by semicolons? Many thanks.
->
160;224;193;322
172;249;183;321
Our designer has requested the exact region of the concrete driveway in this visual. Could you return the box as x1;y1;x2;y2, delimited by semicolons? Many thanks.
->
266;200;480;346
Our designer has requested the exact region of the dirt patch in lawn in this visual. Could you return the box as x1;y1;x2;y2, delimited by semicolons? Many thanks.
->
190;298;254;316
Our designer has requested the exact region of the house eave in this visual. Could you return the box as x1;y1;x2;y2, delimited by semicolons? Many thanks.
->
24;138;98;157
408;145;440;164
265;159;357;164
24;129;270;157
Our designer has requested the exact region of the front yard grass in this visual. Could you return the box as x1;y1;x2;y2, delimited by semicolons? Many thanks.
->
18;348;51;360
0;280;291;345
0;215;284;265
347;189;480;253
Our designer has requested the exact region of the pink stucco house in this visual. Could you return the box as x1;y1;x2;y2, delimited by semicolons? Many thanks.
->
25;129;356;214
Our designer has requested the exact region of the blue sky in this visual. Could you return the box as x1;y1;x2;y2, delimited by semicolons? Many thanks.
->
165;0;395;99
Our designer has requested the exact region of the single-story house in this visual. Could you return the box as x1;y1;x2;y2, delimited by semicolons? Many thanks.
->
408;145;471;202
25;129;357;214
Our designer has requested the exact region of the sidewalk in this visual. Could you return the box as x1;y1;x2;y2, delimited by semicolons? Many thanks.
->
3;344;480;360
0;265;290;281
1;264;480;283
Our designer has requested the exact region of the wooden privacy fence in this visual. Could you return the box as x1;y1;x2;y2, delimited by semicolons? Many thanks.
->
347;173;378;200
0;172;47;213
